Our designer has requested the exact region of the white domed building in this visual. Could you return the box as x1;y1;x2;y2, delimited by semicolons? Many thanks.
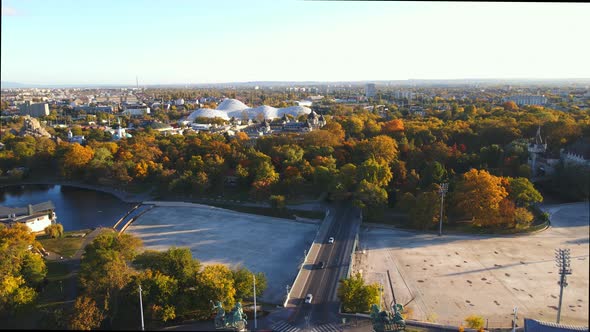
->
186;98;312;123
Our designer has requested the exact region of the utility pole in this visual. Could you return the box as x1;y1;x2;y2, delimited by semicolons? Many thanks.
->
555;248;572;324
438;183;449;236
512;306;518;332
253;274;257;330
139;283;145;331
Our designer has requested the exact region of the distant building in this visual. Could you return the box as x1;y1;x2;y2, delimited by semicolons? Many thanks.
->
0;201;57;233
504;95;547;106
365;83;377;98
561;138;590;167
19;101;49;117
74;105;114;114
67;130;85;144
123;104;150;117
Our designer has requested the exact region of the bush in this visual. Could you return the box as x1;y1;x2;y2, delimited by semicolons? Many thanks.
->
269;195;286;210
465;314;485;329
44;223;64;239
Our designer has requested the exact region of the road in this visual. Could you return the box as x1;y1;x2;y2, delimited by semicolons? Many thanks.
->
290;203;362;329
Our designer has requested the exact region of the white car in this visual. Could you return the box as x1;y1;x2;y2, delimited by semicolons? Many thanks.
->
305;294;313;304
328;237;334;244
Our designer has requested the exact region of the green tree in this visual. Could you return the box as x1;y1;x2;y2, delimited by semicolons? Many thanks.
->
508;177;543;206
44;223;64;238
337;272;380;313
410;191;441;230
134;247;201;287
357;158;393;187
231;267;267;301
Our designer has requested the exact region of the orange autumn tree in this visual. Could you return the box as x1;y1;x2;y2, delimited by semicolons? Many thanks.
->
452;169;509;227
61;143;95;178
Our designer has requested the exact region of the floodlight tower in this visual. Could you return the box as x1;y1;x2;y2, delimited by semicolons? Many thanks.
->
555;248;572;324
438;183;449;236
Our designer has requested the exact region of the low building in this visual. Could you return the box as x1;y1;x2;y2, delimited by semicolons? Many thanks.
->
503;95;547;106
0;201;57;233
74;105;114;114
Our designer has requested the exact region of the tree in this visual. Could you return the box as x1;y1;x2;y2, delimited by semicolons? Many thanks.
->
269;195;286;211
44;223;64;238
514;207;534;229
464;314;485;329
134;247;201;287
337;272;380;313
79;232;142;325
61;143;95;178
356;135;399;164
232;267;267;301
508;177;543;206
135;269;178;323
69;296;105;330
452;169;509;226
0;223;46;313
357;158;393;187
410;191;441;230
195;264;236;311
355;180;388;210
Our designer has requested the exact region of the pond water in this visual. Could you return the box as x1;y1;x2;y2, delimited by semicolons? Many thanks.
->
0;184;134;231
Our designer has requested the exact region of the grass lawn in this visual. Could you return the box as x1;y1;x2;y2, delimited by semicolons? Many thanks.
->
37;229;92;258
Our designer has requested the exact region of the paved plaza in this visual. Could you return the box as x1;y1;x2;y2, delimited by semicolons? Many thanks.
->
125;202;319;304
354;202;589;328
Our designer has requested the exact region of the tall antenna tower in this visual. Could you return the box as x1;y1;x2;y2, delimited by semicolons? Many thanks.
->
136;76;139;90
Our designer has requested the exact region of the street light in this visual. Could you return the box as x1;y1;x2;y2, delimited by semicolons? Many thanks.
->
138;283;145;331
555;248;572;324
438;183;449;236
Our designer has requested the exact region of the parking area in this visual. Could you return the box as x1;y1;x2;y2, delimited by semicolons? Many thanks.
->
354;202;589;328
125;202;319;304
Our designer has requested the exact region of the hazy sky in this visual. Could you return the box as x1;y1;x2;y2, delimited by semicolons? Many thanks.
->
1;1;589;85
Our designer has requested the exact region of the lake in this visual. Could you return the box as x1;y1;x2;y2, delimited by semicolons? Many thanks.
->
0;184;134;231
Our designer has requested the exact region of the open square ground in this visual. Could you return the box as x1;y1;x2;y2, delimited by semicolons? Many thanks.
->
354;202;589;328
125;202;319;304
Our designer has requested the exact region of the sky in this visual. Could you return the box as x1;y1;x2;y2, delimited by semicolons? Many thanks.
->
1;0;589;85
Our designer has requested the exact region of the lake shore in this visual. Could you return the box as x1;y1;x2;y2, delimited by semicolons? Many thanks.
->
0;180;153;203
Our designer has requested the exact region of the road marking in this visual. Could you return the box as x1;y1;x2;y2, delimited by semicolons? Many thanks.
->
272;320;301;332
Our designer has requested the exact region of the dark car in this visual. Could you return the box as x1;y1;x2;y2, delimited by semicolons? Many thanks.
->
317;261;326;269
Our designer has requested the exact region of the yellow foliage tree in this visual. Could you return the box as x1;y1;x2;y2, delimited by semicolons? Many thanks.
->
452;169;508;226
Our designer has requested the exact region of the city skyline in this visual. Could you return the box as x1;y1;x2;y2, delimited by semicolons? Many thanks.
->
2;1;589;85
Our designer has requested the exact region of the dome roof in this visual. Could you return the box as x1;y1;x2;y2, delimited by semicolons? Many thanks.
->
186;103;312;121
278;105;312;117
187;108;230;121
216;98;249;112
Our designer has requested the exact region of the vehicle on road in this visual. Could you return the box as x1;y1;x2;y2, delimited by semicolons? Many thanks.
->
317;261;325;269
305;294;313;304
328;237;334;244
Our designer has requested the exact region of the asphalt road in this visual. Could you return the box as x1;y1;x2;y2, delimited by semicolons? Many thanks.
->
291;203;361;328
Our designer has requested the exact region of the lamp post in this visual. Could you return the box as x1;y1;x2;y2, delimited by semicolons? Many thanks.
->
438;183;449;236
138;283;145;331
555;248;572;324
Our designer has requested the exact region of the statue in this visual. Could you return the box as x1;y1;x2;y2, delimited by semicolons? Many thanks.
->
212;301;248;331
392;303;406;329
369;303;405;332
212;301;226;329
